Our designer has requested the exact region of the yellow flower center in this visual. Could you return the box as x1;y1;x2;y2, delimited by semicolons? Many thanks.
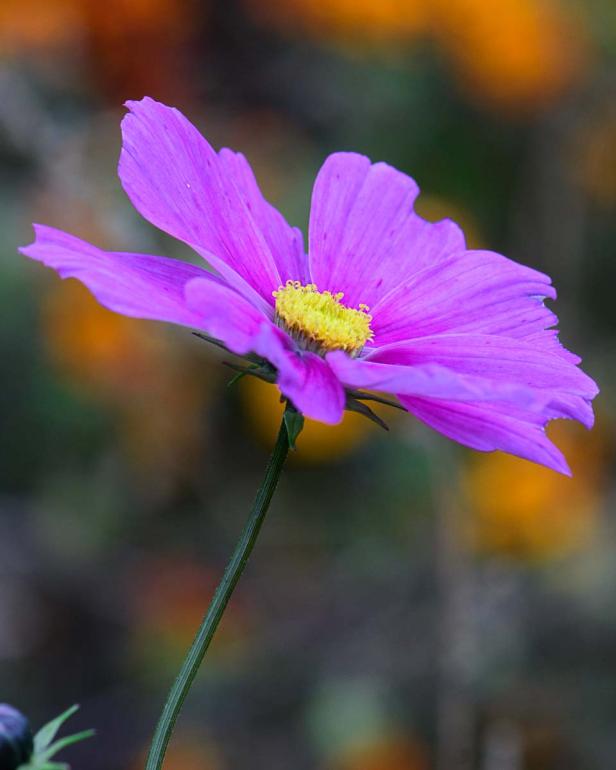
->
273;281;373;356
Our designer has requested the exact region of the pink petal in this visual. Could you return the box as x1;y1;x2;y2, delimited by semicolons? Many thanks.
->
264;328;346;424
184;277;272;355
370;249;577;361
367;334;597;427
218;149;308;285
370;334;587;389
286;354;345;424
327;351;544;407
20;225;220;329
401;396;572;475
308;152;464;308
185;280;345;424
119;98;284;309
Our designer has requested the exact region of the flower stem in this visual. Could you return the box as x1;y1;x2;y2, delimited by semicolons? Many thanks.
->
145;410;292;770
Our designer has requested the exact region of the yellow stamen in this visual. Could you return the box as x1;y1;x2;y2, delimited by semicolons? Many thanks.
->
273;281;373;356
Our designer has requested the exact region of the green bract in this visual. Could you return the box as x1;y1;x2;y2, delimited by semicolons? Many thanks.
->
18;706;94;770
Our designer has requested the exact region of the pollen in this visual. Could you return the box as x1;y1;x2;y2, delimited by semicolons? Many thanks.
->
273;281;373;356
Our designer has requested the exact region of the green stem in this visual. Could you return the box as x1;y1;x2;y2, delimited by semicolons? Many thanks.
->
145;410;292;770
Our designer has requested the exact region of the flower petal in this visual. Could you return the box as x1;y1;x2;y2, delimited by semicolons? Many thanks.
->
366;334;597;427
400;396;572;475
308;152;464;308
119;97;282;308
185;279;345;424
20;225;220;328
327;351;544;408
285;354;344;425
184;278;272;355
218;149;308;284
370;249;577;361
262;327;346;424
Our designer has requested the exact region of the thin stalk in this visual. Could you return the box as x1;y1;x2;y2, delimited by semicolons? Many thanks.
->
145;411;291;770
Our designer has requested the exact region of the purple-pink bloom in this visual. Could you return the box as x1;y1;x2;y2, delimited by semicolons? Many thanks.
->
20;97;598;475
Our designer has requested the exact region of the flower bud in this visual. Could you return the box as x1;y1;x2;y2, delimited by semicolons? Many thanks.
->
0;705;34;770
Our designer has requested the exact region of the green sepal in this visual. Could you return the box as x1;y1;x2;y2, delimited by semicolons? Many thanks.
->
38;730;95;764
224;362;261;387
222;360;277;385
226;370;247;387
346;389;405;411
18;706;94;770
283;404;305;450
33;706;79;754
26;763;68;770
192;332;263;365
345;395;389;431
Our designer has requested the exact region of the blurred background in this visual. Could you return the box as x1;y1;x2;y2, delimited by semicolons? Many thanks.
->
1;1;615;768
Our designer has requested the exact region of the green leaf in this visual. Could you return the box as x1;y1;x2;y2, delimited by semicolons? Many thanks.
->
33;706;79;754
283;405;304;450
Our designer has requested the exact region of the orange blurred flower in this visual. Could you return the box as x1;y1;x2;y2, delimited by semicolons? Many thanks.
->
244;0;428;50
129;555;252;665
0;0;199;101
414;195;482;250
572;101;616;208
43;279;167;397
240;375;390;463
462;420;609;560
432;0;591;114
0;0;82;55
330;735;428;770
131;733;223;770
84;0;199;101
43;279;217;487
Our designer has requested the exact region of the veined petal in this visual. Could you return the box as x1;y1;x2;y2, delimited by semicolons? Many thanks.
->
119;97;283;308
218;149;308;285
400;397;572;476
367;333;597;426
259;326;346;424
185;280;345;424
184;278;272;355
282;353;344;425
368;334;596;392
369;249;577;361
327;351;545;408
308;152;464;308
372;250;552;339
20;225;220;329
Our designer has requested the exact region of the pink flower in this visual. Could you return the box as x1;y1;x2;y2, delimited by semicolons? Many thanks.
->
21;97;598;474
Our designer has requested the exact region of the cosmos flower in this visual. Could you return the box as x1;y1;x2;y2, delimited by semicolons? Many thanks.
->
21;97;597;474
432;0;590;114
